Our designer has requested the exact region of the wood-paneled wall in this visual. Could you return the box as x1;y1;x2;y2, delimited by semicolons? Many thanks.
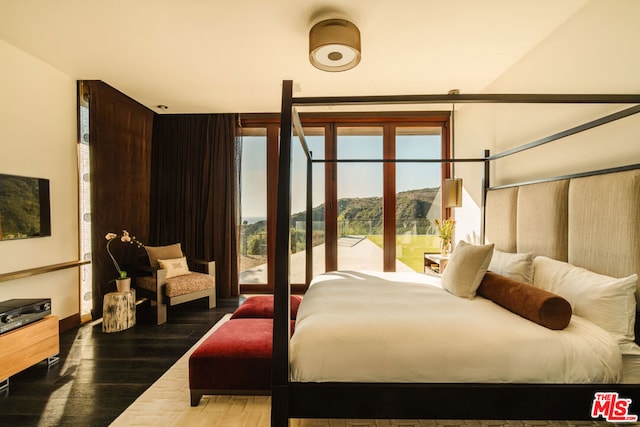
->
86;81;153;319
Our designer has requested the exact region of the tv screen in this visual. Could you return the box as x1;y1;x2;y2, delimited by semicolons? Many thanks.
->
0;173;51;240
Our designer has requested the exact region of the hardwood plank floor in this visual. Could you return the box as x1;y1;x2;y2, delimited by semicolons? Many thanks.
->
0;297;616;427
0;296;242;427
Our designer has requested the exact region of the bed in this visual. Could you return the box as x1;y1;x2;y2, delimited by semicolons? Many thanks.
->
271;80;640;425
291;270;624;384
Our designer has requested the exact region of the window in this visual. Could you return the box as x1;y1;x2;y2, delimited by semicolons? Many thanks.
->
239;133;268;285
336;127;383;271
290;128;326;283
78;83;93;321
238;114;450;292
395;127;443;272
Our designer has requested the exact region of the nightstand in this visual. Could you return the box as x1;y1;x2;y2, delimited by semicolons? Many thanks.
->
424;253;450;275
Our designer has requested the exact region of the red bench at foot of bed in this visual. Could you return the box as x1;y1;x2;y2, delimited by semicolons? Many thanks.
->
230;295;302;320
188;317;295;406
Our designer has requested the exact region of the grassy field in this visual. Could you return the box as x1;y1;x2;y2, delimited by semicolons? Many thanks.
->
367;234;441;272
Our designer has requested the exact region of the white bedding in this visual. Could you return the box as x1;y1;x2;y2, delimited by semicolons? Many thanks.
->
290;270;623;383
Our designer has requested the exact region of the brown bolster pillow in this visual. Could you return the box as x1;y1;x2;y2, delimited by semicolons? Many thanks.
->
478;271;572;330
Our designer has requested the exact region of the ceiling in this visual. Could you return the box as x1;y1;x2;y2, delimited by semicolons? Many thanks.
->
0;0;589;113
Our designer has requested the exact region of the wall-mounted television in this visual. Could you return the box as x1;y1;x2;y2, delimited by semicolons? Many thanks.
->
0;173;51;241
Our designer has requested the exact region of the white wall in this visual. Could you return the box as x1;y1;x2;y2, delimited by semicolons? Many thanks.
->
454;0;640;240
0;39;80;320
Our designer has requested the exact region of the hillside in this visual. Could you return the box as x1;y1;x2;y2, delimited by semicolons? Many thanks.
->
241;187;440;255
243;186;440;237
290;187;439;223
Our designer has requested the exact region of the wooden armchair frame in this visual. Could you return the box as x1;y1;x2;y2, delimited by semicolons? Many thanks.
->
135;259;216;324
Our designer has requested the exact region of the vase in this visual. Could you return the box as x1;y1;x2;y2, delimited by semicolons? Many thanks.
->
440;238;451;256
116;277;131;293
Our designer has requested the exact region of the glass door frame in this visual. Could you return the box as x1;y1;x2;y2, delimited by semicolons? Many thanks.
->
238;119;280;294
238;112;451;293
325;117;451;272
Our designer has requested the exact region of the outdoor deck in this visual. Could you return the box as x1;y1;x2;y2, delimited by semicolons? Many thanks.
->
239;236;415;284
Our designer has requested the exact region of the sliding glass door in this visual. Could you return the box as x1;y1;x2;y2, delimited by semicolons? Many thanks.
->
237;114;449;292
238;123;327;291
290;128;326;283
336;127;384;271
395;127;443;272
239;133;268;285
331;124;445;273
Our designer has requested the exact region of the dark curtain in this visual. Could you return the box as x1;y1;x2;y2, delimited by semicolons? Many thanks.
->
87;81;153;319
150;114;240;298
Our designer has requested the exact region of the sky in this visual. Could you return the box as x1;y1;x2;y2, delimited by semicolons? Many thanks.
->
241;133;442;218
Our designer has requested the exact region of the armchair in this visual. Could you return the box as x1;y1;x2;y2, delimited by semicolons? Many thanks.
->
134;243;216;325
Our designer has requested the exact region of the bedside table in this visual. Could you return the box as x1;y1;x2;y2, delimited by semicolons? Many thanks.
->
424;253;450;275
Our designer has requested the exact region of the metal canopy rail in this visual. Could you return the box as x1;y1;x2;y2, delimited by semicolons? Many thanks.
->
312;158;485;163
293;93;640;106
488;103;640;161
272;79;640;426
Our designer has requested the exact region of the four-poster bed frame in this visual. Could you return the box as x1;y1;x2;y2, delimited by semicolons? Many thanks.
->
272;80;640;425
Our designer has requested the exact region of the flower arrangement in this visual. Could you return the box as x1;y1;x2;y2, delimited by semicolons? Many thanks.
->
433;218;455;241
105;230;143;280
434;218;455;256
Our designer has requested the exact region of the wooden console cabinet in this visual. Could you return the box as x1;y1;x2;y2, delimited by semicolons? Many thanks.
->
0;316;59;388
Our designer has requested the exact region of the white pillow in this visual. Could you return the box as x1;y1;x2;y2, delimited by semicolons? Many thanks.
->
158;257;191;278
488;249;534;284
533;256;638;345
441;241;494;299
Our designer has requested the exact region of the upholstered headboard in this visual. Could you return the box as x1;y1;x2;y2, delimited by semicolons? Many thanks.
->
485;168;640;297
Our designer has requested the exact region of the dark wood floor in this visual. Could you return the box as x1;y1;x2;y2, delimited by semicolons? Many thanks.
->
0;296;243;427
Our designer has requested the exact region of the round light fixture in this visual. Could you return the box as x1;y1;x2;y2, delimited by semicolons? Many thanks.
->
309;19;361;72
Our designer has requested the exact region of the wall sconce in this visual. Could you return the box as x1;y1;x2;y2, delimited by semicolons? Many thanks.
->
309;19;361;72
446;90;463;208
444;178;463;208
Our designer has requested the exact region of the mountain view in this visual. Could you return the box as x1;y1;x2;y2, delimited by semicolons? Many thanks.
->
241;187;441;257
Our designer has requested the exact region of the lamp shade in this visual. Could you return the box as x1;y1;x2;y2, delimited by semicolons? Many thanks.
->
444;178;463;208
309;19;361;72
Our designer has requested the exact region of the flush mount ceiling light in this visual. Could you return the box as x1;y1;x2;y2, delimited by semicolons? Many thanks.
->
309;19;361;72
